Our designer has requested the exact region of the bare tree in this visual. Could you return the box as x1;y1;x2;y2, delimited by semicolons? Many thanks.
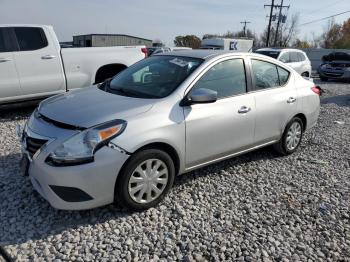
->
280;13;299;47
260;13;299;47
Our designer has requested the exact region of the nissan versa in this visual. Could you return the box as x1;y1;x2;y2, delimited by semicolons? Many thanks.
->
19;50;320;210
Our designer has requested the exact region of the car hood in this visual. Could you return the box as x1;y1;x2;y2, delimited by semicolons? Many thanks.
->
39;86;154;128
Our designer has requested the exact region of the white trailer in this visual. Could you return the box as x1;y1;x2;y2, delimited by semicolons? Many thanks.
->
201;38;253;52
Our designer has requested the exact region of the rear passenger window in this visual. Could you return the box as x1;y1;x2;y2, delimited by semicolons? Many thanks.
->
251;59;279;90
14;27;48;51
297;53;305;61
277;66;290;85
192;59;246;99
290;52;299;62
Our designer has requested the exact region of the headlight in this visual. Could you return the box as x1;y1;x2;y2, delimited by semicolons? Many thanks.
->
48;120;126;165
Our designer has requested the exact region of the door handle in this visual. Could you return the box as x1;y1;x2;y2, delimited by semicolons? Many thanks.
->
0;57;12;63
41;55;56;60
287;97;296;103
238;106;251;114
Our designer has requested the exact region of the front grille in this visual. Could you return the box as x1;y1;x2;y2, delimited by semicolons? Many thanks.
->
25;136;48;158
330;63;350;68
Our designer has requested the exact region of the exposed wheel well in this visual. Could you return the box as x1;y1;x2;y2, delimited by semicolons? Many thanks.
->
294;113;307;131
95;64;127;84
133;143;180;175
301;71;310;77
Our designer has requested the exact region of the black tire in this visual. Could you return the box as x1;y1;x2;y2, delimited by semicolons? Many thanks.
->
273;117;304;156
320;76;328;82
115;149;175;211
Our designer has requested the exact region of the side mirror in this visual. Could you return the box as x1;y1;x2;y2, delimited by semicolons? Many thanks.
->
180;88;217;106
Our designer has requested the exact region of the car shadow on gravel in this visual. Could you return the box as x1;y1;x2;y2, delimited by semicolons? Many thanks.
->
174;147;277;185
0;147;278;247
0;103;36;122
321;94;350;107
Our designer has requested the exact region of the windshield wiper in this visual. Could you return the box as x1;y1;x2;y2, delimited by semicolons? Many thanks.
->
111;87;160;99
98;78;112;91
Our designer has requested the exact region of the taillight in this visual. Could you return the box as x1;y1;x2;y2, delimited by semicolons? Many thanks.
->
311;86;321;96
141;47;148;58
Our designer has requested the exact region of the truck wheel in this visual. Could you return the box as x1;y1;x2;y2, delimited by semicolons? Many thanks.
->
95;64;127;84
115;149;175;210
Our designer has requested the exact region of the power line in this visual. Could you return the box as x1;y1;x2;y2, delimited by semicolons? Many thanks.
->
300;10;350;26
240;20;251;36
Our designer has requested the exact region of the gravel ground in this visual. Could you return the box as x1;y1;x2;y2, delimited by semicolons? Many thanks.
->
0;81;349;261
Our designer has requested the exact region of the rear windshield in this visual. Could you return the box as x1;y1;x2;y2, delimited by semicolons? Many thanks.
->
108;56;203;98
255;50;281;59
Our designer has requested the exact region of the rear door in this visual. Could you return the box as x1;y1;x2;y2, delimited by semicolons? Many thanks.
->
250;58;297;144
11;26;65;96
0;28;21;101
184;57;256;168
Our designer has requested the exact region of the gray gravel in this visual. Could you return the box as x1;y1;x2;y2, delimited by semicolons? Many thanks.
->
1;81;349;261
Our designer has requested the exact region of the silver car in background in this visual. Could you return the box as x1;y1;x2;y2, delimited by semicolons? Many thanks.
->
255;48;312;78
19;50;320;210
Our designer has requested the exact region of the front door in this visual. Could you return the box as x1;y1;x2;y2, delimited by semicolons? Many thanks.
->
184;58;255;168
0;28;21;102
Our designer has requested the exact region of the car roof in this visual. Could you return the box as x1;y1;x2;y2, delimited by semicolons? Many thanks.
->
256;48;304;53
154;50;248;60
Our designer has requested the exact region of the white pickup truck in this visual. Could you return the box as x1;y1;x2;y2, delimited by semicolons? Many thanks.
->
0;24;147;104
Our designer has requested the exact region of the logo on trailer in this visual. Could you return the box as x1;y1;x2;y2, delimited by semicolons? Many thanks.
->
230;41;238;50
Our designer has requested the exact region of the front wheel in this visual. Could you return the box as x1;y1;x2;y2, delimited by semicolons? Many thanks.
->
115;149;175;210
273;117;304;156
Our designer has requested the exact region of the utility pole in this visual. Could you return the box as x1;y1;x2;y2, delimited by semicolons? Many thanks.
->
273;0;290;47
240;21;251;37
264;0;275;47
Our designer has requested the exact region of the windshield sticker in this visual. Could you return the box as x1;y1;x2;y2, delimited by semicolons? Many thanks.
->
169;58;190;67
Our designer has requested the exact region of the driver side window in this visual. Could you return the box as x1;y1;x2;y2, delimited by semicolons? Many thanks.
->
191;59;247;99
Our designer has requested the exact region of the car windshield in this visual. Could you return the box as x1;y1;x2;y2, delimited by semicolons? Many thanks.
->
255;50;281;59
108;56;203;98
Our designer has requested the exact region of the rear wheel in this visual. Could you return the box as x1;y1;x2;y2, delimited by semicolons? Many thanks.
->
115;149;175;210
273;117;304;156
320;76;328;82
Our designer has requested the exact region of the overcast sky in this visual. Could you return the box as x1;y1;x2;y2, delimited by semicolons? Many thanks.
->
0;0;349;45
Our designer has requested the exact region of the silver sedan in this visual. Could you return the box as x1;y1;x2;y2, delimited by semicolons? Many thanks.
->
19;50;320;210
